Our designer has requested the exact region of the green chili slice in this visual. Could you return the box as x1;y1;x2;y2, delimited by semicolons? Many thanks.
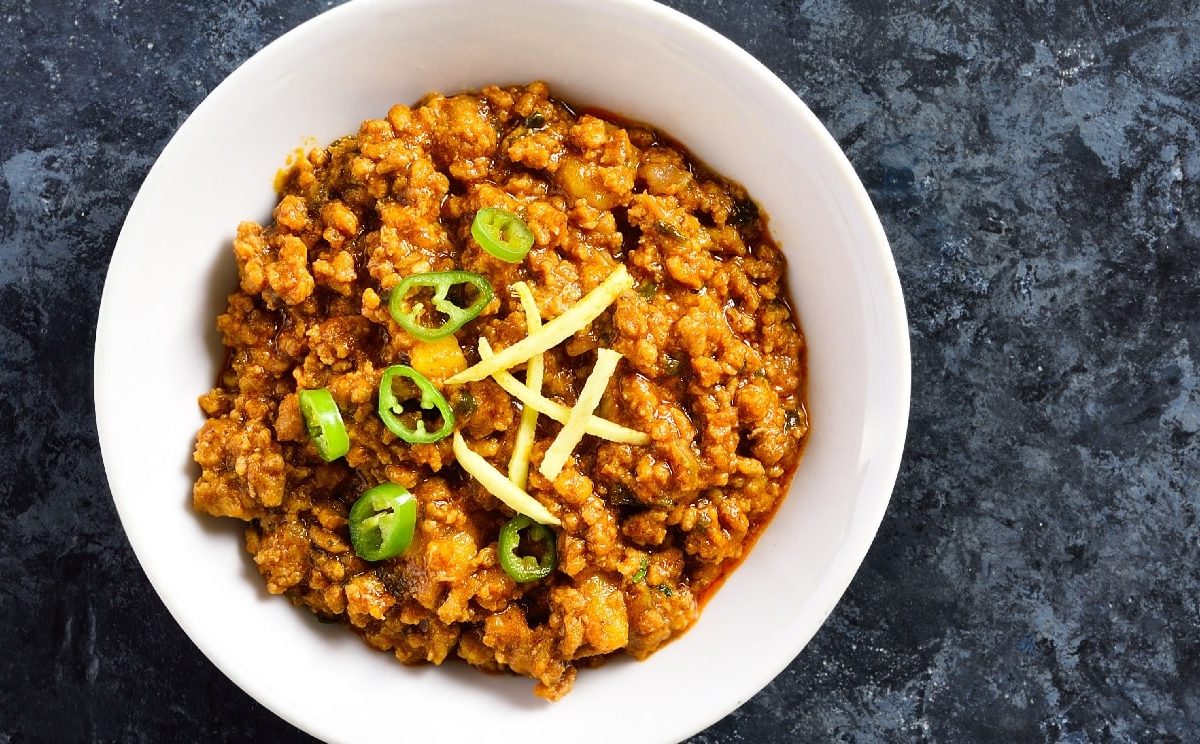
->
471;207;535;263
349;483;417;561
498;515;557;583
377;365;454;444
388;271;494;341
297;388;349;461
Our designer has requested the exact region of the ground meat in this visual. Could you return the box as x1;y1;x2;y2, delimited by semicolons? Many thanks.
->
192;82;808;700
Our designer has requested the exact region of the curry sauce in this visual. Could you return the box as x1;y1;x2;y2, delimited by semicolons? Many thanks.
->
192;82;808;699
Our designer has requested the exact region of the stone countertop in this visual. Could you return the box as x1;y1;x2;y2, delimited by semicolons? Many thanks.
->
2;0;1197;740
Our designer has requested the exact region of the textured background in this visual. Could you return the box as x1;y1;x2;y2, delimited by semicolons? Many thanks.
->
2;0;1198;741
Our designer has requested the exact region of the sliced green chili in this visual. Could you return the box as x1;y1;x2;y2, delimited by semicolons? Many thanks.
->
349;483;417;562
377;365;454;444
297;388;349;461
388;271;494;341
498;515;557;583
471;207;535;263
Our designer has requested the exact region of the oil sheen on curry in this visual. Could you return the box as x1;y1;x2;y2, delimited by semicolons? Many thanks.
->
193;82;809;699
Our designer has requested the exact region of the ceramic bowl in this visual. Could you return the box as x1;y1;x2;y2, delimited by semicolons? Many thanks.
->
94;0;909;741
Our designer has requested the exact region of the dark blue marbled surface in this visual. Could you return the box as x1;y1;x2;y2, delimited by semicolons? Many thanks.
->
2;0;1199;741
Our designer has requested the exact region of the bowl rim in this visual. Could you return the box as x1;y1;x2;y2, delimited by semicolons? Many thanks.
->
94;0;910;739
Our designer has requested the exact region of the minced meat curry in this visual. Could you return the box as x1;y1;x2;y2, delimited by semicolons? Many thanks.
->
193;82;808;699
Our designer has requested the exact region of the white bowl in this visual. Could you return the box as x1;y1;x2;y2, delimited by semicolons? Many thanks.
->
94;0;909;741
